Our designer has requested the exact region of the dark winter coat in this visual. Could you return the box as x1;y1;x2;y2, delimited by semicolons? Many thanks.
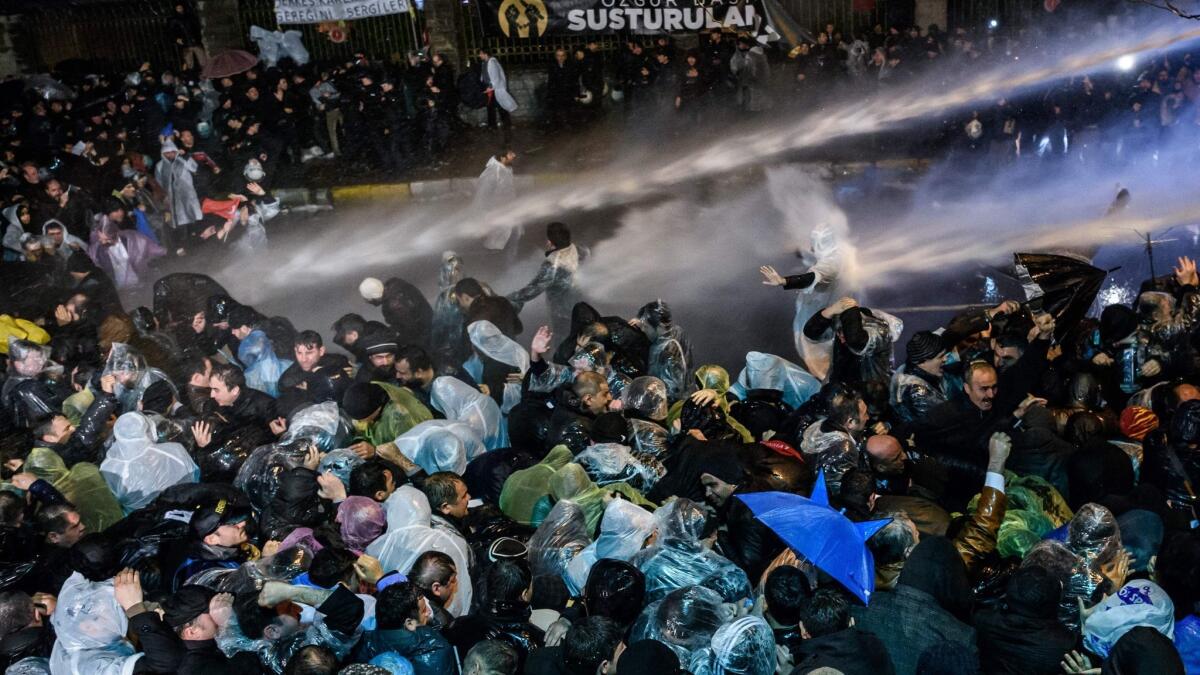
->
444;602;544;672
789;627;896;675
974;607;1076;675
382;277;434;351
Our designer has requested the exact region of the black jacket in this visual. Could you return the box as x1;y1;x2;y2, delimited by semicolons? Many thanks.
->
974;607;1076;675
262;467;331;540
382;278;434;351
354;626;458;675
444;602;544;672
468;296;523;339
46;389;117;466
789;627;896;675
543;388;594;455
1;376;68;430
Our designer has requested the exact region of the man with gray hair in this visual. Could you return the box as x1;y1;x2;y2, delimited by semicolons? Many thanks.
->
463;640;518;675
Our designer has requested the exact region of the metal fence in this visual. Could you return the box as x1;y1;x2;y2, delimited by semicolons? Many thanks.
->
238;0;425;65
22;0;180;72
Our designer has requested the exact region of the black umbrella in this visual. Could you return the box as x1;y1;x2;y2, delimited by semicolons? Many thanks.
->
1013;252;1107;342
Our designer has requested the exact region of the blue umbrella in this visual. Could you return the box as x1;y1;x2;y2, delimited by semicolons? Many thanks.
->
737;472;891;604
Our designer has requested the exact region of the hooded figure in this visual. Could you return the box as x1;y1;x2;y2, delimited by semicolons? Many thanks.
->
729;351;821;410
528;499;593;604
430;375;508;450
547;462;655;535
630;585;728;666
432;251;469;365
791;222;850;379
636;301;693;404
43;218;87;260
395;419;485;475
1083;580;1176;659
1;203;31;262
729;39;771;112
507;229;583;337
1065;503;1125;629
25;447;124;533
238;328;293;397
337;496;387;555
99;412;199;513
630;499;751;603
667;365;753;442
687;616;776;675
565;498;657;596
1;338;66;429
623;376;672;458
154;139;204;229
466;320;529;414
49;573;142;675
365;485;474;616
87;216;165;289
475;155;518;250
102;342;176;414
500;445;575;525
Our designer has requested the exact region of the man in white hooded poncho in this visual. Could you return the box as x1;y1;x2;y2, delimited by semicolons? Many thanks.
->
430;375;509;450
154;139;203;255
475;149;519;252
99;411;198;513
366;485;474;617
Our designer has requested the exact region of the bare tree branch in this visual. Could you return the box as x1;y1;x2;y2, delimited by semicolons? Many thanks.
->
1127;0;1200;20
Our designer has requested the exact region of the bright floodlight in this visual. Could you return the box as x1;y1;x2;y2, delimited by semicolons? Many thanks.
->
1117;54;1136;71
988;19;999;29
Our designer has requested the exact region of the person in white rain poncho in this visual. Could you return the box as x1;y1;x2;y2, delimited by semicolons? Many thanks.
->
728;351;821;410
99;411;198;513
465;320;529;414
395;419;487;475
475;149;519;252
687;615;777;675
564;498;658;596
366;485;473;617
50;572;142;675
430;375;508;450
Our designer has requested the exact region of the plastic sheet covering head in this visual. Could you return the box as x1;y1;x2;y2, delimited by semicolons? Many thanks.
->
318;448;364;488
338;497;387;554
6;338;47;376
565;499;657;596
688;616;777;675
234;439;315;512
395;421;473;475
6;657;50;675
238;330;291;398
623;377;669;422
197;424;273;484
1065;503;1123;624
100;412;199;513
430;376;507;450
632;499;751;603
630;585;730;665
365;485;473;616
527;500;591;598
729;352;820;410
282;401;354;452
574;443;665;492
50;573;140;675
468;320;531;373
1083;580;1176;659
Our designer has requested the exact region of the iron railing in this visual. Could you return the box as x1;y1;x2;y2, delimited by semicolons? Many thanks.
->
22;0;180;72
238;0;425;64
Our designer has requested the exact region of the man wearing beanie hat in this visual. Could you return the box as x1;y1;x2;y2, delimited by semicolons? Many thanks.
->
341;381;433;454
360;276;434;353
354;324;402;384
65;249;124;317
891;330;950;427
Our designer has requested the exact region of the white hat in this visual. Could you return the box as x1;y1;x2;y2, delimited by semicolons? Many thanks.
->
161;140;178;155
359;277;384;301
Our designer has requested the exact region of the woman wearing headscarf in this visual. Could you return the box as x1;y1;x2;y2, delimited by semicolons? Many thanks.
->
87;216;165;289
337;496;387;555
365;485;473;616
564;498;657;596
99;411;199;513
238;327;292;397
430;375;508;450
851;536;977;675
630;499;750;603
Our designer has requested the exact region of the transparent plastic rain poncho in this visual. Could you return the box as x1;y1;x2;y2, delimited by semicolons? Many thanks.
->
238;329;293;398
729;351;820;410
565;498;658;596
249;25;309;67
365;485;473;616
49;573;142;675
688;615;777;675
666;366;753;443
627;419;671;459
800;419;862;495
432;251;465;362
631;499;751;603
282;401;354;452
430;376;508;450
551;463;655;535
99;412;199;513
394;420;481;475
188;546;312;595
574;442;665;493
528;500;592;596
499;445;575;525
1083;580;1176;659
623;376;670;422
6;657;50;675
1065;503;1124;628
630;585;731;665
102;342;176;413
234;438;314;513
317;448;364;488
468;320;530;414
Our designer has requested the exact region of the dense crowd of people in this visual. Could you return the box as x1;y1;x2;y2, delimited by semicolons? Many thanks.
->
2;3;1200;675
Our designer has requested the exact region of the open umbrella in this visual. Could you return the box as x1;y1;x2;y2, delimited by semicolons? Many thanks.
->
201;50;259;80
1013;252;1106;342
737;472;890;604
